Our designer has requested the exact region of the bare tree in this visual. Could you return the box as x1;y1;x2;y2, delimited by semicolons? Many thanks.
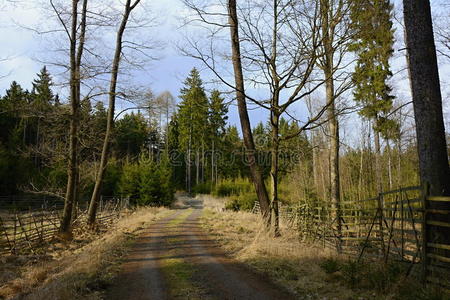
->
316;0;353;250
228;0;271;225
88;0;142;225
182;0;345;234
60;0;88;234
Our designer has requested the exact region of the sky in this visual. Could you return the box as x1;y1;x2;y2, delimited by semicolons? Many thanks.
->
0;0;449;142
0;0;275;129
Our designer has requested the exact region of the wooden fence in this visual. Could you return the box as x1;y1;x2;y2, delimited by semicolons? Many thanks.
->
253;185;450;292
0;196;130;255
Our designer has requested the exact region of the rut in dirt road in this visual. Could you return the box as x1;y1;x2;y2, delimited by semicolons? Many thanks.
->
106;198;294;300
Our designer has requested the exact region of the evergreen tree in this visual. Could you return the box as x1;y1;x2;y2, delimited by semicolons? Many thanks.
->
350;0;396;194
114;112;149;160
208;90;228;182
31;66;55;107
350;0;396;134
177;68;209;190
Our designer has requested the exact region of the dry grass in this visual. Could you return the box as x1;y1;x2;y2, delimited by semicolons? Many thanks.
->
200;209;447;300
0;207;169;300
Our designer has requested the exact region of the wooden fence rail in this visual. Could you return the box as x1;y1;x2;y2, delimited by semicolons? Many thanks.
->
252;185;450;292
0;196;130;255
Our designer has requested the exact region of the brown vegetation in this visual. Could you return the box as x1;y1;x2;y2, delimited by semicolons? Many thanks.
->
0;207;167;300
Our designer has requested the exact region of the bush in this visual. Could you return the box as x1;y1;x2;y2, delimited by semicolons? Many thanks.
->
192;182;212;195
341;261;363;288
212;178;253;197
225;192;257;211
118;155;175;206
118;162;141;202
320;258;340;274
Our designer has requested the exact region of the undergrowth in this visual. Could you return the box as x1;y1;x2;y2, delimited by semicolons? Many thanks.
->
200;207;449;300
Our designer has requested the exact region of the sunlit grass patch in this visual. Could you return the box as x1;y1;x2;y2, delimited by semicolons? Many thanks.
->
168;209;192;227
159;256;206;299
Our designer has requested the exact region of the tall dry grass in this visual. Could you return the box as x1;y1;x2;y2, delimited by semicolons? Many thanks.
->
201;209;443;299
0;207;168;300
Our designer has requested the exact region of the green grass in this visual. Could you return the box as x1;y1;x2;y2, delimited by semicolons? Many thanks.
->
168;209;192;227
159;256;206;299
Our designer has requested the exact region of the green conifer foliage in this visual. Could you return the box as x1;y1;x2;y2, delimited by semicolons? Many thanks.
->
350;0;397;137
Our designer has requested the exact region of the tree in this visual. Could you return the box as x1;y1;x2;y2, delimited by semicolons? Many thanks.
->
88;0;142;225
227;0;271;226
115;112;149;160
403;0;450;248
350;0;396;196
208;89;228;183
318;0;353;250
60;0;88;234
177;68;209;192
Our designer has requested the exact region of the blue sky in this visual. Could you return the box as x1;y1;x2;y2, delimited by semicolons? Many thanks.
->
0;0;274;128
1;0;448;140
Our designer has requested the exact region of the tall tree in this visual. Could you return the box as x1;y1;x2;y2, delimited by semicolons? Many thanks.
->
403;0;450;196
88;0;142;225
60;0;88;234
318;0;353;250
403;0;450;249
208;89;228;183
350;0;395;195
228;0;271;226
177;68;209;192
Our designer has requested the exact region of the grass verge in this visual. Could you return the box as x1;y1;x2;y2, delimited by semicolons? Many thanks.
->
0;207;169;300
200;209;449;300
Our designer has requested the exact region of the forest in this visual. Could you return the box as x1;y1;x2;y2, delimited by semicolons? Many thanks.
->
0;0;449;299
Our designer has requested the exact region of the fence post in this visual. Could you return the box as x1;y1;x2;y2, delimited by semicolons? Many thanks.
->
421;182;430;286
378;193;385;257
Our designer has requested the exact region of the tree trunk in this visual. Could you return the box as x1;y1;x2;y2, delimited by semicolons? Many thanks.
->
60;0;84;234
327;77;341;251
386;140;393;190
403;0;450;196
374;123;383;195
88;0;139;225
403;0;450;248
211;140;215;184
195;149;199;185
228;0;271;225
270;113;280;237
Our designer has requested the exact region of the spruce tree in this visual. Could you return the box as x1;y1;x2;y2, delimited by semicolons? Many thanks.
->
350;0;396;194
31;66;55;107
177;68;209;190
208;90;228;182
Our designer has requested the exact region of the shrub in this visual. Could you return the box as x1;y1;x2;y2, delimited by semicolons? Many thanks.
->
139;156;174;206
341;260;363;288
225;192;257;211
212;178;253;197
118;155;175;206
320;258;340;274
192;182;212;195
117;162;141;202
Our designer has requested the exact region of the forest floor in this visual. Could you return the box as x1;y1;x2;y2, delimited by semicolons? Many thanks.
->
1;195;443;300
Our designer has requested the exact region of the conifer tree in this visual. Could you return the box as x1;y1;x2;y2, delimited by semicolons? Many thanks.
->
350;0;396;194
208;90;228;182
177;68;209;191
31;66;55;107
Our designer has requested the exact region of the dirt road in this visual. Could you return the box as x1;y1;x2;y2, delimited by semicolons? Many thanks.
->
105;196;293;300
